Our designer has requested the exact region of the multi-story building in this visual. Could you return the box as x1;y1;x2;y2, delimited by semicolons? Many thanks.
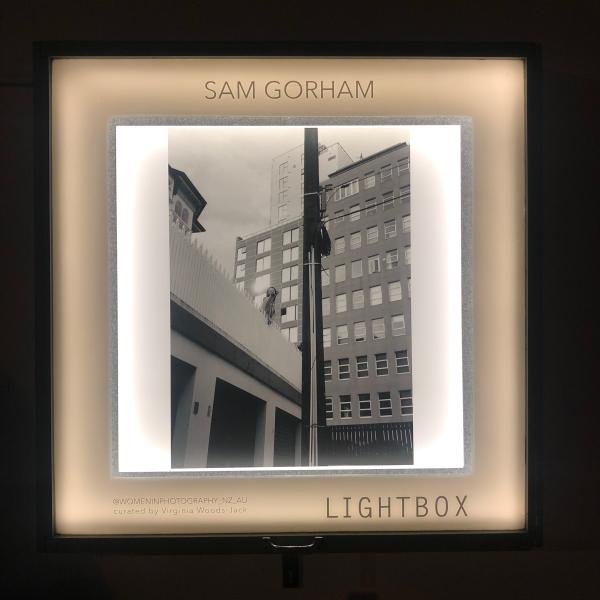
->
234;217;304;345
321;142;412;430
235;141;412;464
270;142;352;225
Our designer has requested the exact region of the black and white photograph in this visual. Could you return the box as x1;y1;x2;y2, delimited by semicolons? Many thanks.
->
115;122;465;473
167;126;414;469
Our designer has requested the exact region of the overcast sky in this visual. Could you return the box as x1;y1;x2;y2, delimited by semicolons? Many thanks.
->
168;126;410;276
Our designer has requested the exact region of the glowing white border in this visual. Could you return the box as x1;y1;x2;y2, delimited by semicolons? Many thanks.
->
116;125;464;472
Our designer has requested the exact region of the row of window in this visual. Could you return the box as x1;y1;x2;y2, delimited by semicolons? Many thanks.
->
329;160;410;202
243;274;409;315
332;188;410;224
323;314;407;346
324;351;410;381
325;250;410;286
331;251;411;283
323;280;406;315
325;388;413;420
236;227;300;265
241;247;411;285
333;215;410;254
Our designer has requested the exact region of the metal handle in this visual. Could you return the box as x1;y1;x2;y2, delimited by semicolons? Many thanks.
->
263;536;323;550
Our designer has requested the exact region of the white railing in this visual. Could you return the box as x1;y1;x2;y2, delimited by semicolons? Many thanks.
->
170;222;301;390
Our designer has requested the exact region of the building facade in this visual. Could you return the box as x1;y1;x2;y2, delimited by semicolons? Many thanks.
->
321;142;412;428
169;168;302;469
234;141;412;464
270;142;352;225
234;217;304;345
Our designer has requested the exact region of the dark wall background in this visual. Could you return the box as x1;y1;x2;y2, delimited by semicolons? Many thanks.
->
1;1;598;598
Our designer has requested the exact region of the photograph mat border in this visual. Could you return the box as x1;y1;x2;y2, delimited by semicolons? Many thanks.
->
108;115;473;478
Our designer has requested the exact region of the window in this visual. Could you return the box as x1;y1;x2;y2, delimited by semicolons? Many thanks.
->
372;318;385;340
324;360;332;382
334;210;344;224
379;392;393;417
398;157;409;172
236;281;245;292
354;321;366;343
279;161;288;176
281;285;298;303
325;397;333;420
350;231;361;249
402;214;411;232
335;293;347;313
278;190;288;204
257;238;271;254
384;219;397;239
283;246;299;263
368;255;381;274
338;178;359;200
338;358;350;380
367;225;379;244
380;165;393;181
256;255;271;272
322;268;330;286
283;227;299;245
400;389;413;415
392;314;406;336
404;245;411;265
351;259;363;278
282;265;299;282
386;249;399;270
388;280;402;301
364;172;376;189
340;395;352;419
235;263;246;279
395;350;410;373
359;394;372;417
334;236;346;254
408;277;411;297
279;176;288;190
281;304;297;323
349;204;361;221
335;264;346;283
352;289;365;309
370;285;383;306
337;325;349;345
278;204;288;221
365;199;377;216
288;326;298;344
375;353;389;376
323;328;331;348
254;295;264;309
322;297;330;316
399;184;410;199
356;355;368;378
254;274;271;293
383;191;395;211
237;246;246;261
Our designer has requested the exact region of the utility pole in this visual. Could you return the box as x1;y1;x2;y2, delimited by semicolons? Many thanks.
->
301;128;327;466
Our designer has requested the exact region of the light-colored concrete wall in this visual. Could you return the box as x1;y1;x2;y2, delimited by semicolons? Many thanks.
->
171;330;301;468
170;221;302;389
